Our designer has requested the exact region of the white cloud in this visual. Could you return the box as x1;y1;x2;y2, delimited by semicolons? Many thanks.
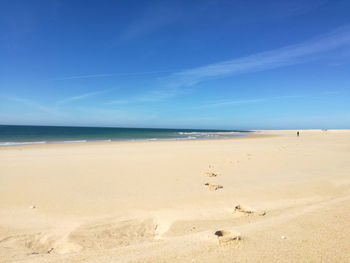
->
56;89;113;105
3;96;58;114
110;25;350;105
166;25;350;88
191;93;339;109
50;70;174;81
106;88;180;105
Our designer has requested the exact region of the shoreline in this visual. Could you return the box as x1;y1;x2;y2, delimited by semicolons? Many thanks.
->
0;131;253;149
0;129;347;149
0;125;251;148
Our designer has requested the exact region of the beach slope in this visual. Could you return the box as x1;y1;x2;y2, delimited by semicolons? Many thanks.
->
1;130;350;262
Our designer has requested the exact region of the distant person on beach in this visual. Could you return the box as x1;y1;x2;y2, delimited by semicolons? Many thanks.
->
297;131;300;136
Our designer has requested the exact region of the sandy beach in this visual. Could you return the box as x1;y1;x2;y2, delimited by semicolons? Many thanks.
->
1;130;350;262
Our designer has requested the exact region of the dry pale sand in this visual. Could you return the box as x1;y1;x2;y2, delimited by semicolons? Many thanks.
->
1;130;350;262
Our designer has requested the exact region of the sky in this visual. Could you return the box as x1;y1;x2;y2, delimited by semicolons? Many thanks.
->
0;0;350;130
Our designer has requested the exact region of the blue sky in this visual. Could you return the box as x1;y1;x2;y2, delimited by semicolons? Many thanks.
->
0;0;349;129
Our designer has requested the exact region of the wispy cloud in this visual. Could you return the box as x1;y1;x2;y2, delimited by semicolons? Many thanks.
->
191;93;339;109
0;95;159;127
56;89;113;105
108;25;350;106
119;1;181;42
106;88;181;105
118;0;326;43
49;70;176;81
3;96;58;114
54;25;350;89
192;98;269;109
166;25;350;88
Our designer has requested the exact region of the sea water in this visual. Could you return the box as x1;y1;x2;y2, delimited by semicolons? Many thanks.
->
0;125;250;146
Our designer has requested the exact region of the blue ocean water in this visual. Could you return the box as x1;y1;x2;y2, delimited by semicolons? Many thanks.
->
0;125;250;146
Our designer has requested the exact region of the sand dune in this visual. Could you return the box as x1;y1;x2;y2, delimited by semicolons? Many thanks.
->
1;130;350;262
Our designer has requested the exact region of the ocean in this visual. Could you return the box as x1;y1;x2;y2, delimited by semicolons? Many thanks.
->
0;125;250;146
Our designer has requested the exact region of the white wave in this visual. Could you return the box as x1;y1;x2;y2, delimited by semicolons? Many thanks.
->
0;141;47;147
178;132;202;135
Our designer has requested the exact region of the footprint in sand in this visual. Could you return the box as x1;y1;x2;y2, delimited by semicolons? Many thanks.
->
214;230;241;244
0;232;81;255
234;205;266;216
203;172;218;177
204;183;223;191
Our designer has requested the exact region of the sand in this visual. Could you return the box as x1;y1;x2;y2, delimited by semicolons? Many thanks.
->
0;129;350;262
